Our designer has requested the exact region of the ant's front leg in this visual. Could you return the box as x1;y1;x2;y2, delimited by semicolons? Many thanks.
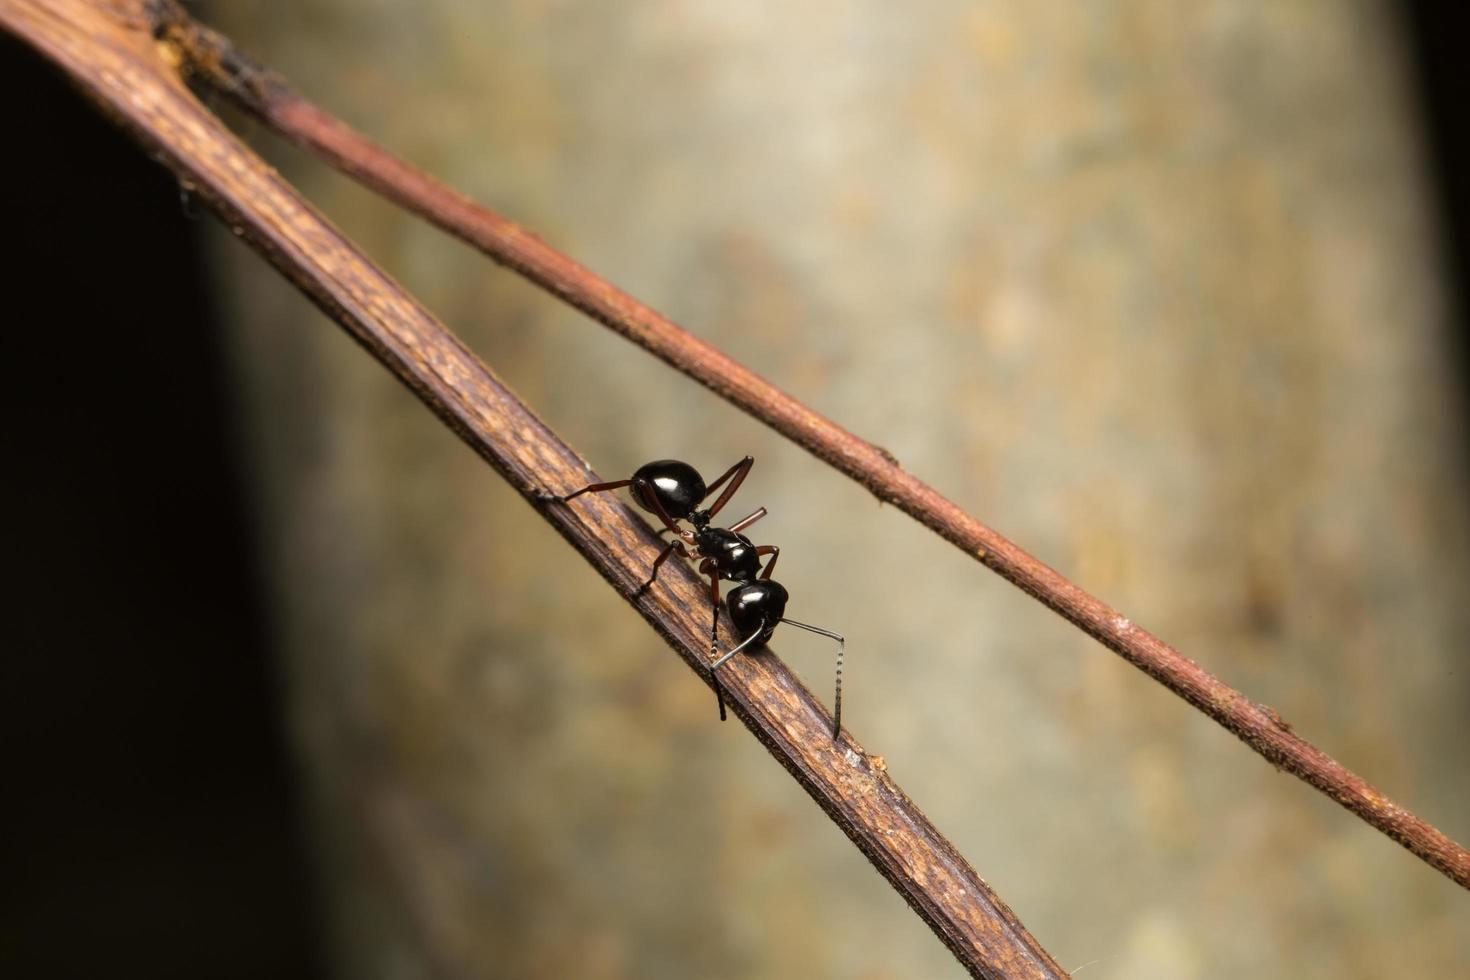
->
755;545;779;580
699;559;727;722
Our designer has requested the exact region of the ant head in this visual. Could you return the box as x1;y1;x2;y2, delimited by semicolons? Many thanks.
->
726;580;789;644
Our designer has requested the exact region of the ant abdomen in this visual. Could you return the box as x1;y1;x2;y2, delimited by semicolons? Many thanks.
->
631;459;705;520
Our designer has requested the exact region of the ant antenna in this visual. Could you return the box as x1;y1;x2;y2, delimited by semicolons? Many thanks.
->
710;625;765;671
710;617;846;738
782;619;845;738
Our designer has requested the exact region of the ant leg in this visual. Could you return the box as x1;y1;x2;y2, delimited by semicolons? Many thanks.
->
754;545;780;580
700;455;753;502
635;477;687;536
701;563;727;722
781;619;845;738
702;563;722;656
701;456;755;521
539;478;630;504
727;507;767;533
637;540;689;594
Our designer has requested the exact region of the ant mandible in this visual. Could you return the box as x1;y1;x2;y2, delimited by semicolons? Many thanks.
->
541;457;846;737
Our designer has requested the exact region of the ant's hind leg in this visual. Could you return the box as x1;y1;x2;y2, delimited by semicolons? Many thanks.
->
701;456;755;521
537;478;630;504
636;477;688;536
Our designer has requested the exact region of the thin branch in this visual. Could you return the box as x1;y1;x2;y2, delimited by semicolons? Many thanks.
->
137;0;1470;891
0;2;1070;976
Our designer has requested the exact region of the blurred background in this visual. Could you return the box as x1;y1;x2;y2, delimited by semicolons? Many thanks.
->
4;1;1469;977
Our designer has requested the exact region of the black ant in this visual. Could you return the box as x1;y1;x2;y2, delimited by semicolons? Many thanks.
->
541;457;846;737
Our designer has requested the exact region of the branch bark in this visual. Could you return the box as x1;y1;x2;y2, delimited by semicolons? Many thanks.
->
133;0;1470;892
0;1;1069;976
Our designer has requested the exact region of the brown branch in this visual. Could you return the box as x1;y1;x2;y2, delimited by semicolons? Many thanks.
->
0;1;1071;976
134;1;1470;892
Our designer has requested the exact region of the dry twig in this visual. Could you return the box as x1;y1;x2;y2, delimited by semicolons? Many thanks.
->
137;0;1470;891
0;1;1070;976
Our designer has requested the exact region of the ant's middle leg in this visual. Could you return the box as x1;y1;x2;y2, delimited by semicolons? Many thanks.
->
727;507;767;534
637;539;690;595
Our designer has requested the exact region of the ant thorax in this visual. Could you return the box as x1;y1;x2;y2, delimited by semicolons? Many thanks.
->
693;527;761;581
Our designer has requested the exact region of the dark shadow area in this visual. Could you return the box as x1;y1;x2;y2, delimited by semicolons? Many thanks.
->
1406;0;1470;757
0;32;324;980
1403;1;1470;381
